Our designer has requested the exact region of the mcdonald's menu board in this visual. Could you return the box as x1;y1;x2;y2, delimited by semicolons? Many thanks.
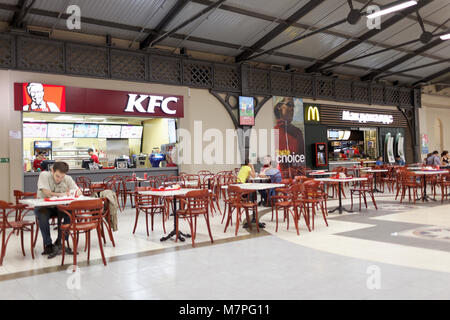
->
120;126;143;139
74;124;99;138
47;123;74;138
98;125;121;138
23;123;48;138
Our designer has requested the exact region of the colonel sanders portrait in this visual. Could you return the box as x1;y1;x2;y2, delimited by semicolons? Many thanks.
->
23;83;60;112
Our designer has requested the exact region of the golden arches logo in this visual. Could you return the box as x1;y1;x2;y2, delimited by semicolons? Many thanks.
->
306;106;320;122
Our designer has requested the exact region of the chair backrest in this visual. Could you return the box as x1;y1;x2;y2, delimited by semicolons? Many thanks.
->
184;174;200;187
294;176;310;184
202;174;215;189
289;183;305;202
198;170;212;176
134;186;160;206
183;189;210;212
13;190;37;205
165;175;185;187
281;178;294;186
0;201;15;226
303;180;324;198
61;199;104;230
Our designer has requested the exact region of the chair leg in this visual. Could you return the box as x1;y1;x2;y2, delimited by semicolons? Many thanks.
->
254;206;259;233
30;224;35;259
96;227;107;266
87;231;91;262
132;208;139;234
20;230;25;256
145;212;149;237
204;214;214;244
235;207;241;236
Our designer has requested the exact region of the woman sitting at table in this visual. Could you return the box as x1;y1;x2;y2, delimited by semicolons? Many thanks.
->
34;161;81;258
237;158;256;183
441;151;449;166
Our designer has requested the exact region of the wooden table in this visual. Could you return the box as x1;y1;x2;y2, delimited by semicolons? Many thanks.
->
138;188;198;242
361;169;388;193
413;170;448;202
314;177;367;214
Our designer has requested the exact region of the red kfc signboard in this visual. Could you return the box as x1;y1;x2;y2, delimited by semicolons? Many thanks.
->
14;83;184;118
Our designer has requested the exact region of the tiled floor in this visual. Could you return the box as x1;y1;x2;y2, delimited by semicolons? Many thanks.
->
1;186;450;299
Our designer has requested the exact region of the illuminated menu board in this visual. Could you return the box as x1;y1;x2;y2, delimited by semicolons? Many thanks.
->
98;125;121;138
23;123;47;138
47;123;74;138
74;124;99;138
120;126;143;139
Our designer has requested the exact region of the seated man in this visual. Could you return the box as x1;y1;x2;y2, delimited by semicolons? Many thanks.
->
34;161;81;258
259;162;282;206
395;155;405;166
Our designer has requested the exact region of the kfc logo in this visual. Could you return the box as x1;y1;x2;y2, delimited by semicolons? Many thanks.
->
124;94;178;115
23;83;62;112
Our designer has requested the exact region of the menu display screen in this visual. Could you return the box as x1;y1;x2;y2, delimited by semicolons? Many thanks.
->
98;125;121;138
47;123;74;138
120;126;143;139
23;123;48;138
74;124;99;138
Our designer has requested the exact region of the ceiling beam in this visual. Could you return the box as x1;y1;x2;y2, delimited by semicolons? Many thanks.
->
148;0;226;48
0;2;422;80
9;0;35;28
139;0;190;50
234;0;325;63
373;58;450;80
304;0;434;73
361;37;444;81
413;66;450;86
190;0;444;62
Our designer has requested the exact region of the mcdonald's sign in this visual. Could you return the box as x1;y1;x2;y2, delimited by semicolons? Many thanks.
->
305;105;320;123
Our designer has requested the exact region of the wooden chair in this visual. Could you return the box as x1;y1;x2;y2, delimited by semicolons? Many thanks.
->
272;183;303;235
133;187;166;236
58;199;107;267
224;185;259;236
176;189;213;247
13;190;39;247
184;174;201;189
0;201;36;266
350;174;378;211
123;176;138;208
75;176;92;196
400;172;422;204
303;180;328;231
439;171;450;203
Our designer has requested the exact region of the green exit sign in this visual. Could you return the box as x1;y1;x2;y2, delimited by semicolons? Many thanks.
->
0;158;10;163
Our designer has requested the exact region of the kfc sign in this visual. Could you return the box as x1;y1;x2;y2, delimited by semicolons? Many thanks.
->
124;94;179;115
15;83;184;118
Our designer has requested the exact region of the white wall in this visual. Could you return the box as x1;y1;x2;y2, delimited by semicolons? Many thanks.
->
420;94;450;155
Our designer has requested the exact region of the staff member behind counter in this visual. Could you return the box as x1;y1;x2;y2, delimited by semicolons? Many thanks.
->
88;148;99;164
32;152;46;171
35;161;81;258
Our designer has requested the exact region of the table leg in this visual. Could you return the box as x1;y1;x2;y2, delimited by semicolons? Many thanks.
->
244;191;265;229
160;197;191;242
328;182;353;214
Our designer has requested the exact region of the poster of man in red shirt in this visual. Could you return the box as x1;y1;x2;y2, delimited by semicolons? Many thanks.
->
273;97;305;171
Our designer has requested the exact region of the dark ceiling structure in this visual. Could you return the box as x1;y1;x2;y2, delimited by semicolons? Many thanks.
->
0;0;449;87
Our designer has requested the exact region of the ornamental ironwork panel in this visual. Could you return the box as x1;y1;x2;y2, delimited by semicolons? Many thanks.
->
247;68;269;95
17;36;64;73
334;79;352;101
0;34;14;69
293;73;314;97
371;83;385;105
213;63;240;92
149;55;181;85
183;60;213;88
270;71;292;96
111;49;146;81
385;86;400;105
316;76;334;99
399;87;412;107
66;43;108;77
352;82;369;103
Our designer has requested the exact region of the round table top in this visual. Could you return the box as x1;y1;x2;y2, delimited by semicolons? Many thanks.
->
361;169;389;173
413;170;448;175
20;196;97;208
314;177;368;183
222;183;284;190
138;188;198;197
249;177;270;181
308;172;337;176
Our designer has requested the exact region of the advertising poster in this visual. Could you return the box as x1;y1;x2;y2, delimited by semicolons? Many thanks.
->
421;134;429;155
385;133;395;163
273;96;305;170
239;96;255;126
396;132;405;162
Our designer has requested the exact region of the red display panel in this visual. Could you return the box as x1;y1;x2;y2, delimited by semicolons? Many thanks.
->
14;83;184;118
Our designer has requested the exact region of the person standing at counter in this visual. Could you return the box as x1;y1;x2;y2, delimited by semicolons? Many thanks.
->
32;152;46;171
35;161;80;258
88;148;99;164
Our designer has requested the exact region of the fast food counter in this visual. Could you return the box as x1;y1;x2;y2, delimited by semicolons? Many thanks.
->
23;167;178;193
